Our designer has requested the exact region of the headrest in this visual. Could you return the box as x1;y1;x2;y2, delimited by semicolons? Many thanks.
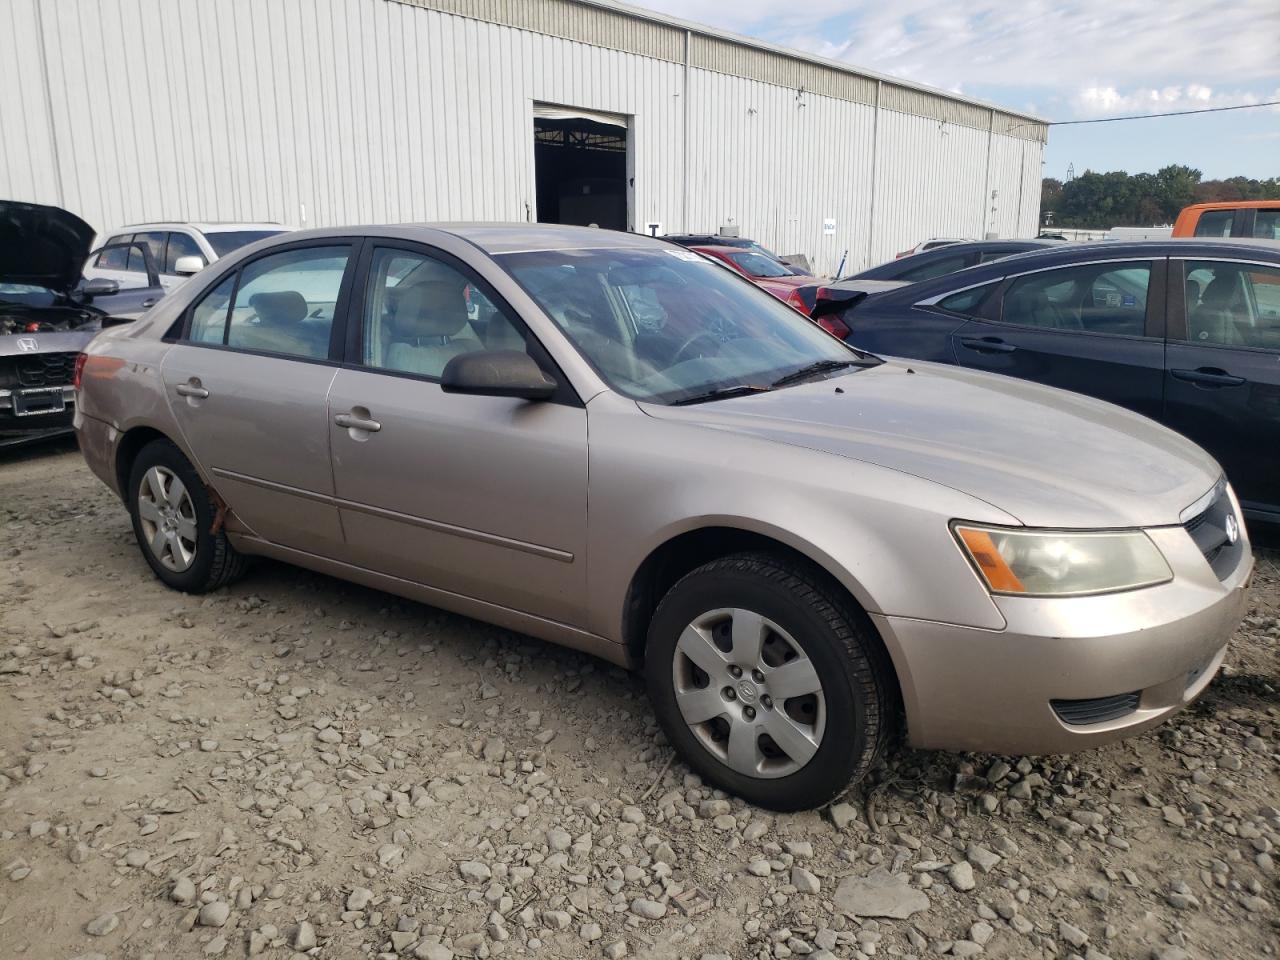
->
249;290;307;325
1184;278;1202;304
395;280;468;338
1200;276;1237;307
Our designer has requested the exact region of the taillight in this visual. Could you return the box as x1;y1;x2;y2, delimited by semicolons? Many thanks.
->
815;315;851;340
73;353;88;390
785;289;809;314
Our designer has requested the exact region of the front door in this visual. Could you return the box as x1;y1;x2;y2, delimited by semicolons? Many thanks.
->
326;243;589;625
1164;257;1280;521
949;258;1166;420
160;242;356;556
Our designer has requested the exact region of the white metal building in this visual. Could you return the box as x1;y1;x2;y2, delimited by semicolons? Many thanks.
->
2;0;1048;275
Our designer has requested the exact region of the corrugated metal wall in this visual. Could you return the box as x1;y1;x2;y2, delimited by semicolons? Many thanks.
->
2;0;1043;274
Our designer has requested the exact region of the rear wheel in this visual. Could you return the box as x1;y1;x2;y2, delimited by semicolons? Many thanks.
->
127;439;247;593
646;552;895;810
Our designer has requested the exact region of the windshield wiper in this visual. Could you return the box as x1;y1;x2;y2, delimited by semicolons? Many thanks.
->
669;384;772;406
771;358;880;389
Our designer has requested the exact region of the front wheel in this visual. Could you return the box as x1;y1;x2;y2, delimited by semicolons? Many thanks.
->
127;439;248;593
645;553;896;811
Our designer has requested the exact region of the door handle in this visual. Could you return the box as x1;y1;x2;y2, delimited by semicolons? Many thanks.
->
958;336;1017;354
175;382;210;399
1170;367;1245;388
334;413;382;433
141;297;159;308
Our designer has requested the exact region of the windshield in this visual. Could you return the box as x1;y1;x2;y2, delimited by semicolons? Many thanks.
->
499;247;859;404
204;230;286;257
0;283;58;306
730;251;794;278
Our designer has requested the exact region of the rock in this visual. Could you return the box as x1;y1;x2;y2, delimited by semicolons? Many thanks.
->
413;944;452;960
630;898;666;919
293;920;317;951
951;942;983;958
966;844;1001;873
792;866;821;894
580;921;603;941
948;861;976;892
198;901;231;927
746;860;771;877
1058;921;1088;948
482;737;505;762
829;802;858;830
546;828;572;852
543;910;571;930
620;805;644;824
85;913;119;936
171;876;197;905
970;921;994;945
459;861;491;883
833;868;931;919
347;886;374;911
604;942;629;960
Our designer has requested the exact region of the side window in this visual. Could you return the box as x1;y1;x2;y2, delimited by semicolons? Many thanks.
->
96;235;132;269
1193;210;1234;238
188;274;237;344
165;232;206;273
129;231;166;275
362;247;524;379
896;254;968;282
224;246;350;358
1001;262;1150;336
1252;210;1280;241
1182;260;1280;351
935;283;996;316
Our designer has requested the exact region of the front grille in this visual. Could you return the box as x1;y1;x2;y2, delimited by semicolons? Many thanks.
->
15;351;77;388
1182;483;1243;581
1051;692;1141;725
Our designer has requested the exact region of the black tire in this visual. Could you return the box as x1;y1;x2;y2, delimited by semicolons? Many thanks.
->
127;438;248;593
645;552;896;811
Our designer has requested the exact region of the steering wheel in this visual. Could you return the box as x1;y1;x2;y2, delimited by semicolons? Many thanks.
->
671;331;723;366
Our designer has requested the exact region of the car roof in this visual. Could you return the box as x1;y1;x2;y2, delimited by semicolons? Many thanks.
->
689;245;749;255
251;222;674;255
116;221;288;232
996;237;1280;262
1178;200;1280;212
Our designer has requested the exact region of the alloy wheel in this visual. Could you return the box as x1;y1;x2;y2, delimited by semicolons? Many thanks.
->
671;607;826;778
137;465;198;573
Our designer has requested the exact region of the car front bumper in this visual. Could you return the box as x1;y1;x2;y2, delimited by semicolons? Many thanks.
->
0;386;76;444
872;523;1252;756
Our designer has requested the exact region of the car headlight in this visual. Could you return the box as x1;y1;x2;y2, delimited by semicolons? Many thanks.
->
954;524;1172;597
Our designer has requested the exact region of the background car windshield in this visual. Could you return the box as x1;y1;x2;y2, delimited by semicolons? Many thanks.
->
730;251;793;278
499;247;854;403
0;283;57;303
205;230;287;257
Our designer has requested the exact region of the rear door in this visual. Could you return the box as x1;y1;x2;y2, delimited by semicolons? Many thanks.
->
160;240;357;557
947;258;1167;419
1164;256;1280;520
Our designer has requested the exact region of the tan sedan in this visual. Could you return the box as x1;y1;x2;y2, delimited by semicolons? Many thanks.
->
75;224;1251;810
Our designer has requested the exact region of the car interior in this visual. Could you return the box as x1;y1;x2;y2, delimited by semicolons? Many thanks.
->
1000;265;1149;337
1186;263;1280;349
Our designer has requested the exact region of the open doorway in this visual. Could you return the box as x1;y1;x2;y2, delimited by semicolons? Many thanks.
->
533;105;630;231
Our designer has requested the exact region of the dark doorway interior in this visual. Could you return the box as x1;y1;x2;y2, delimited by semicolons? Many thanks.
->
534;117;628;231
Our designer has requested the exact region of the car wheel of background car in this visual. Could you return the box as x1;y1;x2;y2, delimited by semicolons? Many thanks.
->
127;439;248;593
645;552;895;811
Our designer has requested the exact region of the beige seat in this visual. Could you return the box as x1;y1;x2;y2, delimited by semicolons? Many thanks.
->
1191;276;1242;346
384;280;482;377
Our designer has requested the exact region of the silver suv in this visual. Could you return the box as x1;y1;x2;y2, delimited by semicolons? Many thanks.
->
75;224;1252;810
84;221;290;292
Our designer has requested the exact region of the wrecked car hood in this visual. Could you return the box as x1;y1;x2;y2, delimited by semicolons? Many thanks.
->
0;200;95;293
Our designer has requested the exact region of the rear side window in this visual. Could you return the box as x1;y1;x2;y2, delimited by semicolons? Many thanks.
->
188;274;236;343
1253;210;1280;241
1193;210;1234;238
1001;262;1150;336
225;246;350;358
96;235;131;268
1183;261;1280;351
130;231;166;273
936;284;996;316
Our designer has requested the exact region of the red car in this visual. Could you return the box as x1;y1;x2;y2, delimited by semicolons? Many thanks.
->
690;245;819;315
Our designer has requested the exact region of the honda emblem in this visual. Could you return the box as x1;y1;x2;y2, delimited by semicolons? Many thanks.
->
16;337;38;352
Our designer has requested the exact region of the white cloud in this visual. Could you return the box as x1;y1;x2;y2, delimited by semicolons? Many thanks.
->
633;0;1280;118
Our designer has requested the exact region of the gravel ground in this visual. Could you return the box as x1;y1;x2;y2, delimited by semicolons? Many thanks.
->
1;439;1277;960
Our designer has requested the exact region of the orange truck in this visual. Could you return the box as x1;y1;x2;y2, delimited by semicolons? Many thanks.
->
1172;201;1280;240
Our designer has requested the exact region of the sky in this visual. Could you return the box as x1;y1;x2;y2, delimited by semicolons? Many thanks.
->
635;0;1280;181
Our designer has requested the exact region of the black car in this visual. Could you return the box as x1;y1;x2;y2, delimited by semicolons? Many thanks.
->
847;239;1064;283
1;201;164;446
814;239;1280;524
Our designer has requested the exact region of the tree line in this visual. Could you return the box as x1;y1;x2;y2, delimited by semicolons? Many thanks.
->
1040;165;1280;229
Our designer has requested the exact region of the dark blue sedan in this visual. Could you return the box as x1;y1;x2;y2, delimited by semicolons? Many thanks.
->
816;240;1280;525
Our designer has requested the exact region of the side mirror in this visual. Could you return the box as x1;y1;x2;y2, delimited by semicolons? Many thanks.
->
441;350;557;401
173;255;205;276
82;277;119;298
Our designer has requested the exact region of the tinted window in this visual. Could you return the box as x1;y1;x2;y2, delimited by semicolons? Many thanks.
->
896;254;968;282
1252;210;1280;241
1183;261;1280;351
729;251;793;278
1193;210;1234;238
96;235;132;269
500;247;855;404
205;230;286;257
165;232;206;273
188;274;236;343
361;247;527;379
223;246;350;358
936;284;996;316
1002;262;1150;336
129;231;166;274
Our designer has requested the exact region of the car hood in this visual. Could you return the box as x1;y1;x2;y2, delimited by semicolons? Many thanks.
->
642;361;1220;529
0;201;95;293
